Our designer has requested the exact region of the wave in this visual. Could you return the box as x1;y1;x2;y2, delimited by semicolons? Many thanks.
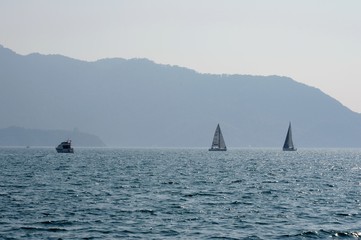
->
284;229;361;238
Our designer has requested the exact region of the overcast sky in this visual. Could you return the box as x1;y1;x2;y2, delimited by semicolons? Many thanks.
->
1;0;360;112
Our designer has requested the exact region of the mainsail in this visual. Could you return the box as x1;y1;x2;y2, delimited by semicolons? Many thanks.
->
283;122;296;151
209;124;227;151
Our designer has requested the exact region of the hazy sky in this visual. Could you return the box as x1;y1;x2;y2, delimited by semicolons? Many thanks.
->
1;0;360;112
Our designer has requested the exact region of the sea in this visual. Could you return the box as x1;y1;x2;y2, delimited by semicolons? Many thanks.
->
1;148;361;239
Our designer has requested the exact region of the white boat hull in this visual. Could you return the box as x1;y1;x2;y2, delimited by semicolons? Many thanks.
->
56;148;74;153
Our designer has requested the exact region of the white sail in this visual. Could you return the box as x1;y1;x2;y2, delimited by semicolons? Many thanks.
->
209;124;227;151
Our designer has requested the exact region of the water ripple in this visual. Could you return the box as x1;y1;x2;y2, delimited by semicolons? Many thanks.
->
1;148;361;239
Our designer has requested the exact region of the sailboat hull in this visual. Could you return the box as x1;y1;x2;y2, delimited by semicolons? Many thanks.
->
209;148;227;151
283;148;297;151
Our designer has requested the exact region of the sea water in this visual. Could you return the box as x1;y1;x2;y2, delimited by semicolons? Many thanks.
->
1;148;361;239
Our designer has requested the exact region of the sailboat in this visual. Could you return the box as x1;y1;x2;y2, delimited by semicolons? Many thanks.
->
209;124;227;151
283;122;297;151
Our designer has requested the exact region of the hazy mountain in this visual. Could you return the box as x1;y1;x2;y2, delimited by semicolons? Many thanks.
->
1;44;361;148
0;126;105;147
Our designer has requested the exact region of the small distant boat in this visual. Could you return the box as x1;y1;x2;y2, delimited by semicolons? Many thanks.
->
209;124;227;151
56;140;74;153
283;122;297;151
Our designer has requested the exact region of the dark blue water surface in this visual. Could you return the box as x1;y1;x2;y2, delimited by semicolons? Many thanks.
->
1;148;361;239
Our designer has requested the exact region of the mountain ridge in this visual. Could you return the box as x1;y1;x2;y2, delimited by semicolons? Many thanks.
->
1;44;361;147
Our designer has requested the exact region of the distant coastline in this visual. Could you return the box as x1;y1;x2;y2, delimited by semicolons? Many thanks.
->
0;126;105;147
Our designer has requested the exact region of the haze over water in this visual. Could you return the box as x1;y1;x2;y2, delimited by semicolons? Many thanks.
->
1;148;361;239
